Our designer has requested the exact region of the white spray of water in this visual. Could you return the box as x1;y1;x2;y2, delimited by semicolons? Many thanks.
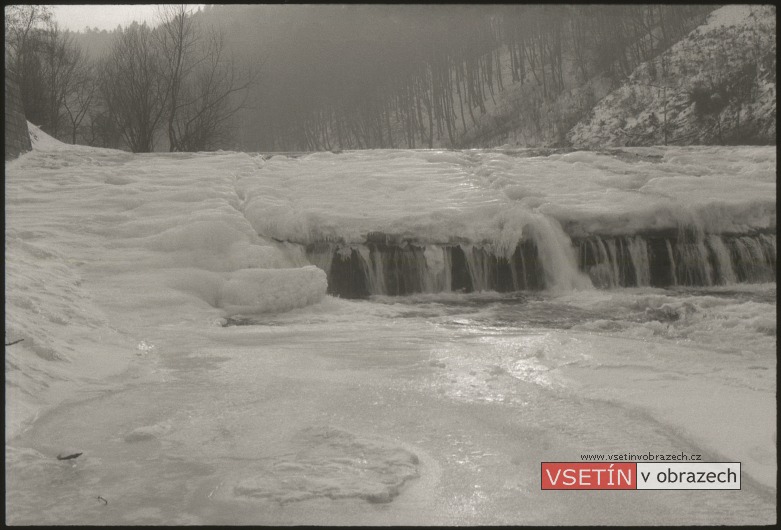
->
423;246;448;292
527;215;593;292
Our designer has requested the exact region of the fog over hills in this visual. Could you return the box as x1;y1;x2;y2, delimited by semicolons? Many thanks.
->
14;4;777;152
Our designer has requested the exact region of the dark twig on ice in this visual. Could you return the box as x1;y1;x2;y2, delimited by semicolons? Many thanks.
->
97;496;108;505
5;339;24;346
56;452;83;460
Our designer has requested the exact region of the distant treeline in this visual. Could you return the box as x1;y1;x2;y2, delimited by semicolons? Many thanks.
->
213;5;713;151
6;5;254;152
6;5;713;152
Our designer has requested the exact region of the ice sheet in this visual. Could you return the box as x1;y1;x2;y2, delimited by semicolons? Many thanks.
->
5;127;326;439
241;147;775;244
5;129;776;523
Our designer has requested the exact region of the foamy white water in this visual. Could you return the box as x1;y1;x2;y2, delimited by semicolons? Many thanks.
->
4;129;776;524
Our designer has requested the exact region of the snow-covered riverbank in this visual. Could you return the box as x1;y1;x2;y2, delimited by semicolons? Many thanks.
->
5;130;775;524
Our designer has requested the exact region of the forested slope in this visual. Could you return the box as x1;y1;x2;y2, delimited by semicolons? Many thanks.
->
17;5;775;152
203;5;717;151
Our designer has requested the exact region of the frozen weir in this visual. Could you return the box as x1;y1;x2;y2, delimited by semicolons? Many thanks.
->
244;147;776;298
576;231;776;289
304;231;775;297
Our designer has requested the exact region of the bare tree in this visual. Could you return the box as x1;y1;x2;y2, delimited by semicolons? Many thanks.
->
171;30;257;151
4;5;52;67
6;9;88;139
40;23;83;138
5;5;52;126
86;105;122;148
62;60;97;144
155;5;257;151
100;23;168;152
155;4;198;151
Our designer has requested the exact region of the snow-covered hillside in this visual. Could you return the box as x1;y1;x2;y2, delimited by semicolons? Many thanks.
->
569;5;776;147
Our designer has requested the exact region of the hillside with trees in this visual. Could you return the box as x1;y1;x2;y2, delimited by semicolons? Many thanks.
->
568;5;776;147
5;4;775;152
5;5;254;152
205;4;720;151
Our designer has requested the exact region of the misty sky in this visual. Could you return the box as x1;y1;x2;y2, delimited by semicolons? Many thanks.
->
47;4;204;32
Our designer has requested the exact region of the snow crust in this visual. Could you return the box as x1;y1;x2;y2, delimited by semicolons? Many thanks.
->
27;122;69;151
704;4;754;28
6;142;774;401
228;426;419;504
4;137;776;517
5;136;327;438
242;147;775;245
557;285;776;488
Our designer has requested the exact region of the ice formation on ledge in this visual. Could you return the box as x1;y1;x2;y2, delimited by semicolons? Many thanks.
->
239;147;775;296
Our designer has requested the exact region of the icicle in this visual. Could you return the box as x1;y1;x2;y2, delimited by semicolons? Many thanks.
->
303;231;772;297
626;237;651;287
732;236;775;283
462;244;487;292
665;239;678;286
516;243;529;290
359;245;386;295
424;245;447;292
706;235;736;285
508;249;520;291
604;239;621;287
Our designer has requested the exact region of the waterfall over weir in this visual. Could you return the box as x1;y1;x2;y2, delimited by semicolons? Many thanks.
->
241;146;776;298
308;239;545;298
576;232;776;289
305;231;776;298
